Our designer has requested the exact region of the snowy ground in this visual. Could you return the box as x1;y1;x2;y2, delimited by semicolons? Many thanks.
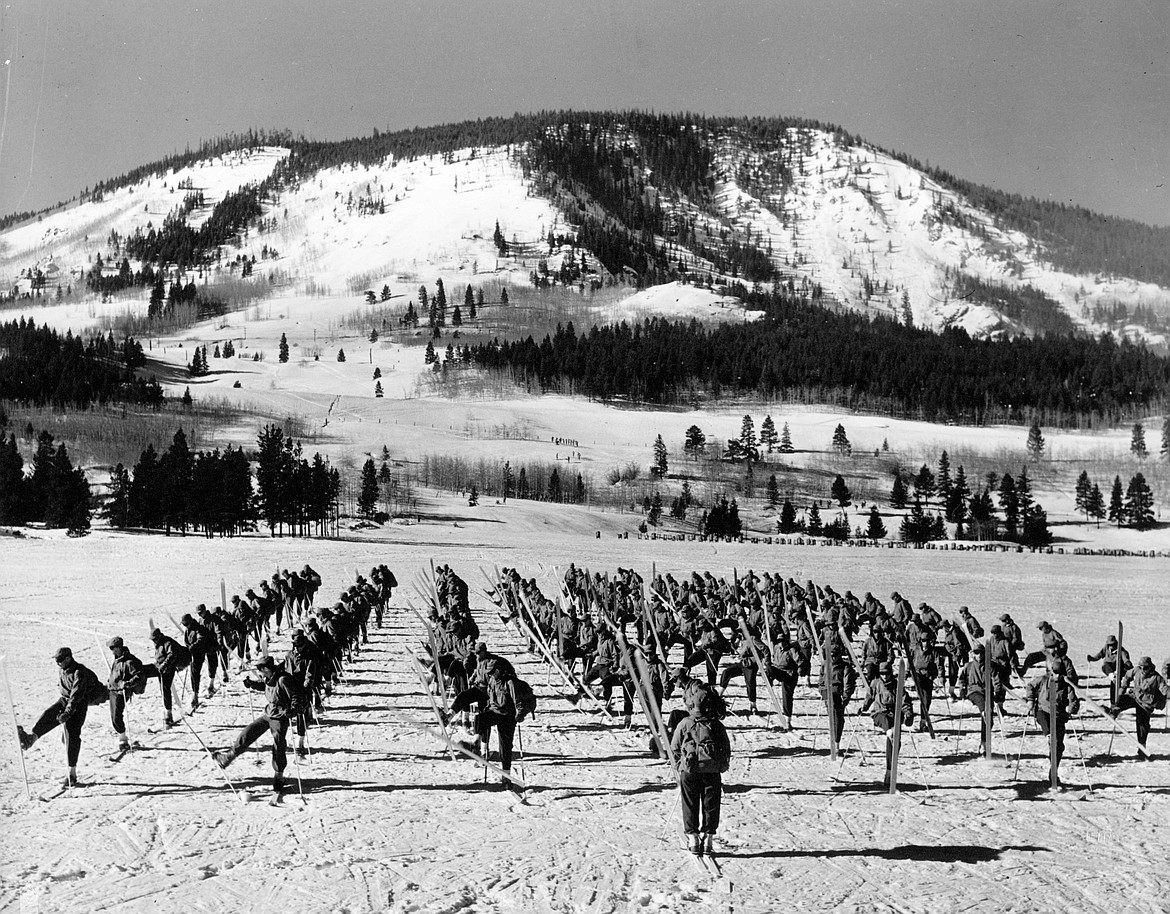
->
2;527;1170;914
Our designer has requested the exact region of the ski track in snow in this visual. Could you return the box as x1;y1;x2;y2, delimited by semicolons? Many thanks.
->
2;539;1170;913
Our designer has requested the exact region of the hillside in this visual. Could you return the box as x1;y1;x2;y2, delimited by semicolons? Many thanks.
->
2;112;1169;344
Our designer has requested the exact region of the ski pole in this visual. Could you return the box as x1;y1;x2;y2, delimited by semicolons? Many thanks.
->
904;728;932;795
179;716;243;801
1071;715;1094;794
662;785;682;838
517;725;526;784
0;656;32;800
1013;713;1030;780
292;733;307;807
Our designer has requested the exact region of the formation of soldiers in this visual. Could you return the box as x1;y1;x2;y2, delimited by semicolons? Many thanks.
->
13;561;1170;809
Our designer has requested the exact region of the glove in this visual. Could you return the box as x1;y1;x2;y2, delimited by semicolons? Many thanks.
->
56;710;70;725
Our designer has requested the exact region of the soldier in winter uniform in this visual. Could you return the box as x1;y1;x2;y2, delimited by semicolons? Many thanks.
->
1112;657;1170;756
106;636;147;752
17;647;108;787
213;656;300;792
670;681;731;855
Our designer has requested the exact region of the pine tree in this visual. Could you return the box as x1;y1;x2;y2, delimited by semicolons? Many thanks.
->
337;348;346;362
806;502;823;536
739;415;756;455
914;464;936;502
1086;483;1105;526
374;381;384;397
649;491;663;526
181;386;193;407
766;473;780;509
373;366;382;379
901;289;913;327
1131;422;1148;459
866;505;887;540
900;497;934;544
948;465;970;525
1108;475;1125;527
518;467;528;498
831;423;851;456
1161;416;1170;462
779;422;794;453
503;461;514;502
937;450;953;507
279;333;289;363
547;467;561;501
103;463;131;528
1125;472;1155;529
779;499;798;533
998;472;1020;539
876;475;901;513
684;425;706;453
1074;470;1091;516
831;474;852;507
434;279;447;326
968;488;996;540
1026;420;1045;461
424;341;437;364
652;434;668;477
500;287;509;306
452;305;462;327
359;458;379;519
743;460;755;498
759;415;778;453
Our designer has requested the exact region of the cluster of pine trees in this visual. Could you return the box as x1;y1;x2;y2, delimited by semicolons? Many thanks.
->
468;293;1170;423
1074;470;1156;530
0;427;91;534
0;319;162;409
104;429;254;537
255;425;341;537
123;184;266;270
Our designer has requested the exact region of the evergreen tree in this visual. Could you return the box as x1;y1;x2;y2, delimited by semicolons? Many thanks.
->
766;473;780;510
518;467;528;498
831;423;851;455
424;340;438;364
375;380;384;397
181;386;193;407
779;498;799;533
739;415;756;454
759;415;778;453
1131;422;1148;459
649;491;663;526
936;450;953;507
743;459;755;498
452;305;462;327
779;421;794;453
1026;419;1045;461
911;464;935;502
830;474;852;507
503;461;514;502
468;485;479;507
576;473;586;503
369;327;379;343
337;348;346;362
373;366;382;379
998;472;1020;539
866;505;887;540
103;463;131;528
1125;472;1155;529
547;467;561;501
1108;475;1125;526
948;465;970;529
900;497;943;544
162;428;194;534
806;502;823;536
359;458;379;519
0;433;25;523
1021;504;1052;547
651;434;668;477
968;488;997;540
500;287;509;306
1162;416;1170;462
1086;483;1105;526
1074;470;1092;517
684;425;706;453
434;278;447;326
890;472;908;509
279;332;289;363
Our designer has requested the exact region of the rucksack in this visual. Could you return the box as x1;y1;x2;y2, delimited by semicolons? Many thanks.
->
172;642;192;670
511;678;537;722
81;667;109;706
688;718;730;774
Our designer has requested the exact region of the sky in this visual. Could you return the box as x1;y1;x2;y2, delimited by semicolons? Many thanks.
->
1;0;1167;225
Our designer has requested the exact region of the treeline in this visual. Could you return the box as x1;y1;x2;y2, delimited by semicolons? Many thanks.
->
0;319;163;409
122;183;266;270
255;425;341;537
0;428;91;535
419;454;590;505
104;429;254;537
467;288;1170;424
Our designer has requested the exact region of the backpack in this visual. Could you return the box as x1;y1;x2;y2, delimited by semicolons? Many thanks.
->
688;682;727;720
81;667;110;706
172;641;192;670
687;718;730;774
511;678;537;722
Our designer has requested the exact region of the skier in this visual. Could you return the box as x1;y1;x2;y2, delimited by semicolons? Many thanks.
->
1111;657;1170;756
181;611;217;710
143;627;186;729
213;656;299;793
870;662;913;787
106;636;147;752
1087;635;1132;701
452;649;529;791
1021;620;1067;672
1025;653;1080;786
958;606;984;640
17;647;108;787
670;679;731;855
958;643;1001;751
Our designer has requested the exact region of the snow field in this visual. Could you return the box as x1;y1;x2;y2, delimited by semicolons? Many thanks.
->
2;531;1170;912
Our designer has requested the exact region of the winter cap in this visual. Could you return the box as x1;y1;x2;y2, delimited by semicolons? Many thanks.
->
879;662;894;679
150;628;165;642
475;641;488;656
196;603;207;613
990;624;1003;635
999;614;1011;622
255;656;278;673
53;646;73;662
1106;635;1117;645
1140;656;1154;668
1037;620;1050;631
959;606;970;614
181;613;195;625
107;636;125;650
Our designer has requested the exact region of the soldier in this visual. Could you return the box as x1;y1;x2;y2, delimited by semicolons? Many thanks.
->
1026;653;1080;785
1021;620;1067;672
958;643;1002;751
1112;657;1170;756
1087;635;1132;702
870;662;913;787
106;636;147;753
213;656;300;793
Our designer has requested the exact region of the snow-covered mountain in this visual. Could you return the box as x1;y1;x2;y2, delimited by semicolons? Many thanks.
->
2;115;1168;343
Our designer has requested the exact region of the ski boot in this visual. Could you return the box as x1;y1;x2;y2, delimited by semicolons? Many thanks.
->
700;833;714;855
207;684;216;699
163;715;176;730
295;736;308;759
190;696;200;713
17;725;37;751
213;750;234;769
686;832;702;855
61;768;79;789
117;734;131;752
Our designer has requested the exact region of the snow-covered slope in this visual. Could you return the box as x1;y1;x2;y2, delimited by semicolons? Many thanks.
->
3;125;1168;342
